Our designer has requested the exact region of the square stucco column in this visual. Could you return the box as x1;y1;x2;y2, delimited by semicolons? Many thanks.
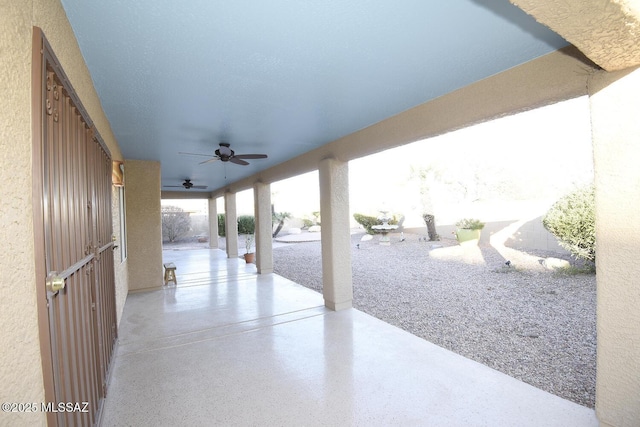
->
125;160;163;291
224;192;239;258
590;67;640;426
208;198;219;249
254;182;273;274
319;158;353;310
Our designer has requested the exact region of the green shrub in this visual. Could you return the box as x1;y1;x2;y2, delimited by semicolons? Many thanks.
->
217;214;255;236
218;213;226;236
353;213;399;235
353;213;379;234
455;218;485;230
237;215;255;235
543;185;595;263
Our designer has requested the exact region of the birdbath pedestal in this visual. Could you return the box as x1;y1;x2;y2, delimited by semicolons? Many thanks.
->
371;212;398;246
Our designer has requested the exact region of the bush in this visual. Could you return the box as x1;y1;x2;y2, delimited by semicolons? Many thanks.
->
353;213;399;235
455;218;485;230
237;215;255;235
353;213;379;234
218;213;226;237
216;214;255;236
543;185;595;263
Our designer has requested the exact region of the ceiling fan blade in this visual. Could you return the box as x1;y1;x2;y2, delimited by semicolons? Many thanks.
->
163;185;184;188
191;185;208;189
229;157;249;166
234;154;268;160
179;151;216;158
199;157;220;165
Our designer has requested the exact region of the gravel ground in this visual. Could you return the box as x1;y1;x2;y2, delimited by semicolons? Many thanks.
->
271;232;596;408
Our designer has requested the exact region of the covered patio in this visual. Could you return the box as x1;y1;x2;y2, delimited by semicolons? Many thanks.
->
100;248;596;426
4;1;640;426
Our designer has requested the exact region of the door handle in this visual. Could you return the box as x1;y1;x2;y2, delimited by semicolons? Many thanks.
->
46;272;66;293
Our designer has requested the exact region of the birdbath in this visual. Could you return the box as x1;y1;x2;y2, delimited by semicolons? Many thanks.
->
371;211;398;245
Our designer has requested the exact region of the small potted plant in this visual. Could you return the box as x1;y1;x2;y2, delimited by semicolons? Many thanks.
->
243;234;255;263
455;218;485;245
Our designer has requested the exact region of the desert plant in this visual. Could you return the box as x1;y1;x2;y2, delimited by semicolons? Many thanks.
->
311;211;321;225
237;215;255;235
543;185;595;263
245;233;255;254
455;218;485;230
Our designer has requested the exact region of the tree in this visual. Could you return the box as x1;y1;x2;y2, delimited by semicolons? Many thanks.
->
272;211;292;238
162;205;191;242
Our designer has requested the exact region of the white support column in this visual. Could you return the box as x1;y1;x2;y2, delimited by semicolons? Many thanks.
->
254;182;273;274
224;192;239;258
208;197;219;249
590;67;640;426
319;157;353;311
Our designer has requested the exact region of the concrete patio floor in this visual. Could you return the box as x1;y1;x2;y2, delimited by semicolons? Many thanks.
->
100;248;597;426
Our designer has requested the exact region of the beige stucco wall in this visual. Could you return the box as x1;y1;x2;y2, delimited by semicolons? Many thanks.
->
0;2;46;425
511;0;640;71
590;66;640;427
0;1;126;423
125;160;164;291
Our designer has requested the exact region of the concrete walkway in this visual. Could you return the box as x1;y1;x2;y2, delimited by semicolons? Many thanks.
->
100;248;598;426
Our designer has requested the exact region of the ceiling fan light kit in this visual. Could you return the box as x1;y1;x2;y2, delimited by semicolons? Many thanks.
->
216;142;233;158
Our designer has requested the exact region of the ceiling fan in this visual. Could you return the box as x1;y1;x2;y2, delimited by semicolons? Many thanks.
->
164;179;208;190
179;142;268;166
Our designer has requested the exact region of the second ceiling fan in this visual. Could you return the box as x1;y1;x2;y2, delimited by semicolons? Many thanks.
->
180;142;267;166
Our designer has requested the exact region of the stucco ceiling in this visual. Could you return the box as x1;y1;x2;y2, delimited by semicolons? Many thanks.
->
60;0;568;193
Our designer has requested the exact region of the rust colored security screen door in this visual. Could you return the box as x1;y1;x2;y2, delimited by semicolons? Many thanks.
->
33;29;118;426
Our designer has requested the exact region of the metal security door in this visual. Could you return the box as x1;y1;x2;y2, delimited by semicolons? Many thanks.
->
34;30;118;426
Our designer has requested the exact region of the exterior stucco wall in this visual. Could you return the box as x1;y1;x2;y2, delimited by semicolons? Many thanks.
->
125;160;164;291
590;67;640;426
0;2;46;425
511;0;640;71
1;1;126;423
